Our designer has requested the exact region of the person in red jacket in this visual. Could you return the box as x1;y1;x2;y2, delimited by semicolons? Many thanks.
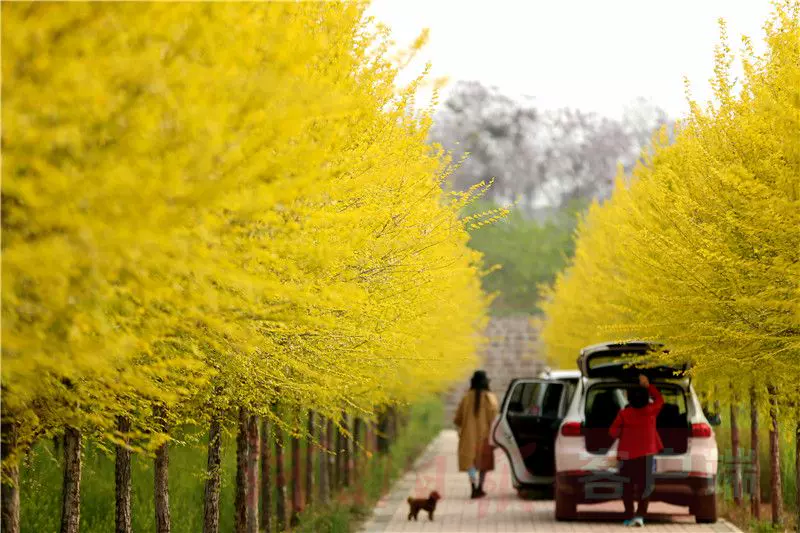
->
609;374;664;527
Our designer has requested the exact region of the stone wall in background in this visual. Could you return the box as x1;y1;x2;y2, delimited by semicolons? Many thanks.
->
442;315;546;427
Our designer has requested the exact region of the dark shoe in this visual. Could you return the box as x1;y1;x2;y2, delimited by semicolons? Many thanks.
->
475;488;487;498
470;486;480;499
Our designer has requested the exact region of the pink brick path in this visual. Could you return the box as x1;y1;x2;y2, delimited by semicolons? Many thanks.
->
359;430;741;533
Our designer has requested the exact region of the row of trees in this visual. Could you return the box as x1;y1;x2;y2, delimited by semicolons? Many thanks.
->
541;2;799;527
1;3;489;532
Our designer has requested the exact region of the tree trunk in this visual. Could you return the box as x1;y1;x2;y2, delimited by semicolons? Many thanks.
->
334;421;342;489
60;426;82;533
203;416;222;533
290;433;302;526
750;384;761;519
246;415;259;533
318;416;329;505
326;418;335;497
260;417;272;533
1;422;20;533
305;411;314;509
377;409;390;455
795;420;799;532
341;413;351;488
115;416;132;533
234;408;248;533
274;424;287;532
767;385;782;527
353;417;363;475
390;406;398;445
729;383;742;506
154;407;171;533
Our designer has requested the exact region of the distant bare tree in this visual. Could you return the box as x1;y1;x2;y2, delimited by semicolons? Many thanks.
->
430;81;671;210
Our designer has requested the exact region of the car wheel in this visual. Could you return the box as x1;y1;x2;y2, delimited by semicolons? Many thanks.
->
554;481;576;521
694;494;718;524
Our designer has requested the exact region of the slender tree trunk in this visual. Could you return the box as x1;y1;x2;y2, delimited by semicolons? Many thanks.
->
60;426;82;533
318;416;329;505
305;411;314;509
154;406;171;533
729;383;742;506
234;408;248;533
377;409;390;455
795;420;799;532
353;417;363;479
246;415;259;533
352;417;364;505
274;424;287;532
390;407;398;445
326;419;335;497
767;385;783;527
1;422;20;533
334;421;342;489
203;415;222;533
260;417;272;533
341;413;351;488
290;432;302;526
115;416;132;533
751;384;762;519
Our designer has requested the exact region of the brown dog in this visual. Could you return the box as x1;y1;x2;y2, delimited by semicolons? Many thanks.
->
407;490;441;521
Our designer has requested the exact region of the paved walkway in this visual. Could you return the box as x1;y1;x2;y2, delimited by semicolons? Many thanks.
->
359;430;741;533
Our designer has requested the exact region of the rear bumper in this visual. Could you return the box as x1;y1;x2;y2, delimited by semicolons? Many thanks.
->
556;471;715;506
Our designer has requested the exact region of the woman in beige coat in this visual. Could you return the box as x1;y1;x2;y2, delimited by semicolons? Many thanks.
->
453;370;499;498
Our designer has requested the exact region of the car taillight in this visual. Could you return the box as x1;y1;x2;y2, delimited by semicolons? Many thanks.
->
692;423;712;438
561;422;583;437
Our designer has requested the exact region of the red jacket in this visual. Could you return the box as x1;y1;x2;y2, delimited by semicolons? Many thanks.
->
609;384;664;460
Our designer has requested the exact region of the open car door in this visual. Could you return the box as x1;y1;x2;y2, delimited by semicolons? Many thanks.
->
491;378;571;487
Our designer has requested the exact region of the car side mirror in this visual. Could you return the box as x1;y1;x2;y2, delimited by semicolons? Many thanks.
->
706;412;722;426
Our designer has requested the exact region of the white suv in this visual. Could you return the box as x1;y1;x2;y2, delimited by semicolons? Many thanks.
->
491;341;719;523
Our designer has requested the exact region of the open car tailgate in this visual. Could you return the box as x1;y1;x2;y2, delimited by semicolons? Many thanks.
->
578;341;689;379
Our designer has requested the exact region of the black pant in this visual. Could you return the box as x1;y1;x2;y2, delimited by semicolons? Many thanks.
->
620;455;655;519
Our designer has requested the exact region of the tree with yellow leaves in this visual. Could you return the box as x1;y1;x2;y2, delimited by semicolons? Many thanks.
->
2;3;490;532
541;1;799;526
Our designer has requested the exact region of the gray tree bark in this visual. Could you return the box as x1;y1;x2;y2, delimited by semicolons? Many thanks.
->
750;384;761;519
115;416;132;533
1;422;20;533
246;415;259;533
154;407;171;533
260;417;272;533
234;408;248;533
275;424;287;532
60;426;82;533
318;416;329;505
305;411;314;509
341;413;351;488
729;384;742;505
290;433;302;526
203;416;222;533
795;420;799;532
326;418;335;497
767;385;782;527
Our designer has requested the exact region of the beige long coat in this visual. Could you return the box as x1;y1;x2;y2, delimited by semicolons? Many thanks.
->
453;389;499;471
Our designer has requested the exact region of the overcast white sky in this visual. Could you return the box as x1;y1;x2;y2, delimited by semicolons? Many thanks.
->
367;0;774;119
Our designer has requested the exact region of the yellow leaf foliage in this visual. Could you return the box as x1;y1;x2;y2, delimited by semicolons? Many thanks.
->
1;2;488;456
540;2;800;404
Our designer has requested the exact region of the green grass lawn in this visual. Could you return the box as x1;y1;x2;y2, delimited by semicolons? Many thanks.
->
20;397;444;533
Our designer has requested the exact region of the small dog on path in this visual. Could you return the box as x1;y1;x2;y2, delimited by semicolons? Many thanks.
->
407;491;441;521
